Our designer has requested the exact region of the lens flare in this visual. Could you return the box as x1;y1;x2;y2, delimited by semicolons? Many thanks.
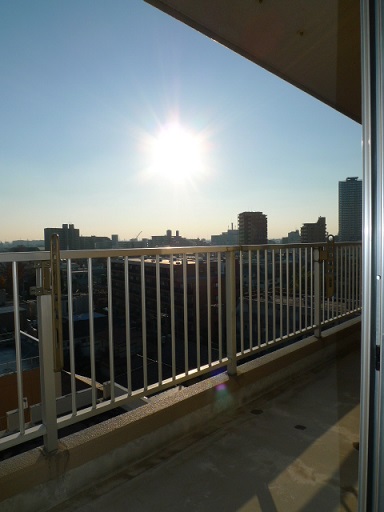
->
142;118;209;188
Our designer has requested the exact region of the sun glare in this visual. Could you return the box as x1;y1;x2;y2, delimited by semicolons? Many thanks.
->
149;122;205;185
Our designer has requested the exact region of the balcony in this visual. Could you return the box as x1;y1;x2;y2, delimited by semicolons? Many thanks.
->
0;242;361;511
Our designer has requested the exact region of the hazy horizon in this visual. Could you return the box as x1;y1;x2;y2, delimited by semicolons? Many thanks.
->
1;1;362;242
0;214;340;245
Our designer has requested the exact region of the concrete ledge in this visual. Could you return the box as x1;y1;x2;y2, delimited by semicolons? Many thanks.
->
0;318;361;511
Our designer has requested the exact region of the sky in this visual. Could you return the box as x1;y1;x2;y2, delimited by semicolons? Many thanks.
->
0;1;362;242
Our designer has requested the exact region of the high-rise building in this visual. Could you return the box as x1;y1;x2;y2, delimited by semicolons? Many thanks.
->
238;212;268;245
338;177;362;242
111;234;119;248
44;224;80;250
282;230;301;244
300;217;326;243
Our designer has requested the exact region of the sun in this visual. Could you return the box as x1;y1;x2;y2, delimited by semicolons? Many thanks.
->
149;121;205;185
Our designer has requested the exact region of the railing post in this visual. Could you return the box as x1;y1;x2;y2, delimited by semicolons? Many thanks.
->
37;292;59;453
34;234;63;453
226;250;237;376
313;247;321;339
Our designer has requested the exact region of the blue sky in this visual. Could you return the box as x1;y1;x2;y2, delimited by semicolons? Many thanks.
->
0;1;362;242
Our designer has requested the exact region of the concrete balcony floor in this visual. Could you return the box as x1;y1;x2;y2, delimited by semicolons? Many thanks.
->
49;346;360;512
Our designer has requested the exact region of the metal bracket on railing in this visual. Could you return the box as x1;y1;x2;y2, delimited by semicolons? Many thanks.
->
31;261;51;296
319;235;335;299
50;234;63;372
31;236;63;372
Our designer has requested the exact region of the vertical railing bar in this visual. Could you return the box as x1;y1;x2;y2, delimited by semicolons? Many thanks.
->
355;245;358;309
140;255;147;391
304;247;312;329
351;246;357;311
340;246;346;316
332;270;335;319
314;248;321;338
264;249;269;344
170;255;176;380
322;258;326;323
347;246;350;312
217;254;222;361
330;248;334;320
323;248;326;327
336;245;340;316
240;251;244;353
352;245;355;310
345;246;348;312
327;255;330;321
340;247;345;316
356;246;362;309
341;245;344;316
330;243;333;314
293;248;296;333
358;245;362;309
37;291;58;453
156;255;162;385
345;246;350;314
279;249;283;338
207;252;212;366
299;248;302;331
310;247;314;326
12;262;25;435
87;258;97;409
67;259;76;413
348;246;352;312
339;246;343;316
226;249;237;376
319;254;322;325
107;257;115;401
196;253;201;368
310;246;313;327
89;260;97;408
319;256;323;324
124;256;132;394
345;246;348;313
304;247;308;329
272;249;276;342
249;250;253;349
330;246;335;320
328;245;332;320
332;244;339;319
286;248;290;336
183;253;189;374
34;257;58;453
341;246;345;314
354;245;357;310
256;250;261;348
349;246;352;312
356;245;359;309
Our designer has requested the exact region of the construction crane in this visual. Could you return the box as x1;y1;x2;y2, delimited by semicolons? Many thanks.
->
134;231;142;240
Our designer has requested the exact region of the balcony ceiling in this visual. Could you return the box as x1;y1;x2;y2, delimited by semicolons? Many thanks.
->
145;0;361;123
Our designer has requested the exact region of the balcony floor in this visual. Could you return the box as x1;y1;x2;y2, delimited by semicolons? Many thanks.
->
49;347;360;512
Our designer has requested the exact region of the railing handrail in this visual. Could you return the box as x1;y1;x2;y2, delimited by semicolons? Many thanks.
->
0;241;362;263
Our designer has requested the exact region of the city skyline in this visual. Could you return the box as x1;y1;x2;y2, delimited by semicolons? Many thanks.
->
0;211;331;246
1;1;361;241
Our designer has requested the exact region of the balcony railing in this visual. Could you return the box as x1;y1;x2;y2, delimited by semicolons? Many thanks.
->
0;241;361;454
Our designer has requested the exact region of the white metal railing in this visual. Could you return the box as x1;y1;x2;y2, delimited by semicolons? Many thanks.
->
0;242;361;453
